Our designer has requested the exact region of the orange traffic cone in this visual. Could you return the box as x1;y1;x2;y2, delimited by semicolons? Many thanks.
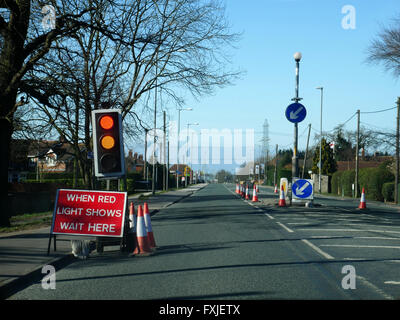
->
252;184;259;202
358;188;367;209
236;184;239;194
274;184;278;194
127;202;138;253
256;184;259;193
278;185;286;207
245;185;250;200
133;205;152;256
143;202;156;249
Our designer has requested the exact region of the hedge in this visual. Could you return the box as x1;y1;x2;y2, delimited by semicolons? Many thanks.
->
331;171;344;196
382;182;395;202
359;167;394;202
340;170;355;197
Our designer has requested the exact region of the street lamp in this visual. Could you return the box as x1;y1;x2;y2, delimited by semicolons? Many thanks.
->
292;52;303;180
177;107;192;189
316;87;324;194
186;122;199;187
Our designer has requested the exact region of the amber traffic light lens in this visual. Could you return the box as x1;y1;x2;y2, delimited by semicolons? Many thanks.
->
99;115;114;130
100;135;115;150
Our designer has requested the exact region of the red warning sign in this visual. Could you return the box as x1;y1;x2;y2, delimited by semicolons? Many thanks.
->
51;189;127;237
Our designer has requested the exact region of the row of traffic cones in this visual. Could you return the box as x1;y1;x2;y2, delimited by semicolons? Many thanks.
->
235;183;259;202
127;202;157;256
275;184;368;209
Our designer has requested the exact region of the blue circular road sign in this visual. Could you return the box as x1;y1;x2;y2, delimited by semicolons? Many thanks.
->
285;103;307;123
292;179;313;199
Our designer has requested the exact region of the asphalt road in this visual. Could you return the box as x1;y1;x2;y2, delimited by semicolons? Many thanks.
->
8;183;400;300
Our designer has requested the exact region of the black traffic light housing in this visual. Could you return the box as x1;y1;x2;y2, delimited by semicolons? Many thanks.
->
92;109;125;178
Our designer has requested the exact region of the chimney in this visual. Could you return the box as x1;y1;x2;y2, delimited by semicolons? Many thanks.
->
128;150;133;158
134;152;138;160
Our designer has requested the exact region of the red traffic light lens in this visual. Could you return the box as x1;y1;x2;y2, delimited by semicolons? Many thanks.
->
100;135;115;150
99;115;114;130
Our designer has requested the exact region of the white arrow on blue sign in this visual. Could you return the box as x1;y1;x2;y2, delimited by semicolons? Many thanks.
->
292;179;313;200
285;103;307;123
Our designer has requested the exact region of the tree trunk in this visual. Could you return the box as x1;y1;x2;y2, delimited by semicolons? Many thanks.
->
0;116;12;227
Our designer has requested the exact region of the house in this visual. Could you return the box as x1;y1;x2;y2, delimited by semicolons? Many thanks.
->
27;139;80;173
336;155;393;171
125;150;145;173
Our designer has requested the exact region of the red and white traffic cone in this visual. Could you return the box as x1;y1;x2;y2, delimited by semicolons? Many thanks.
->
127;202;138;253
252;184;259;202
241;185;244;197
133;205;152;256
278;185;286;207
358;188;367;210
143;202;156;249
236;184;240;194
274;184;278;194
245;185;250;200
256;184;259;193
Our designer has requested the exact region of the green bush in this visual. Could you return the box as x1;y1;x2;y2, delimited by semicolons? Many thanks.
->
359;167;394;202
340;170;355;197
331;171;344;195
278;169;292;183
382;182;395;202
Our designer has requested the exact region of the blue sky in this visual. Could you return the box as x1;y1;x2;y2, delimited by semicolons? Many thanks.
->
140;0;400;173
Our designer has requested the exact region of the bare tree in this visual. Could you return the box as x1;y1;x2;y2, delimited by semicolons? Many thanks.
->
16;0;241;191
366;15;400;77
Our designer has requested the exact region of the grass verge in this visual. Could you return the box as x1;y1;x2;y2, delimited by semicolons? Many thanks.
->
0;211;53;233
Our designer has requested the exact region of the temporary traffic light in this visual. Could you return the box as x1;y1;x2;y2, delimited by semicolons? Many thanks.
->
92;109;125;178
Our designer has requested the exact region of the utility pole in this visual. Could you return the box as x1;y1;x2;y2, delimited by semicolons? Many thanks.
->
395;98;400;204
302;123;311;178
163;111;166;191
144;128;148;181
167;140;169;191
355;110;360;198
274;144;278;187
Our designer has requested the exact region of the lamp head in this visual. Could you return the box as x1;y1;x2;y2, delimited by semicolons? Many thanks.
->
294;52;302;62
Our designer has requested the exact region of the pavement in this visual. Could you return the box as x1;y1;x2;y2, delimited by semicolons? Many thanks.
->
0;183;207;299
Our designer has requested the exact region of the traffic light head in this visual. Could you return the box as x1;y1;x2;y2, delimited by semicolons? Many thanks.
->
92;109;125;178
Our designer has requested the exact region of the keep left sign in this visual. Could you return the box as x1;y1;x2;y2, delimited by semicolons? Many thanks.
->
51;189;127;237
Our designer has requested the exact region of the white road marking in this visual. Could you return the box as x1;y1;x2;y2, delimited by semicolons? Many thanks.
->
301;239;334;260
310;235;348;239
357;276;394;300
265;213;275;220
297;228;400;234
355;237;400;241
384;281;400;285
276;222;294;233
320;244;400;249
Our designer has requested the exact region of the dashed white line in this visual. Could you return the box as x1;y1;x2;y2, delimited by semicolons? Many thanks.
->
320;244;400;249
357;276;394;300
301;239;334;260
384;281;400;285
276;222;294;233
264;213;275;220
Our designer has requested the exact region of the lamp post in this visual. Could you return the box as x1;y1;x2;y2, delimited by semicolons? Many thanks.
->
316;87;323;193
177;107;192;189
186;122;199;187
292;52;302;180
